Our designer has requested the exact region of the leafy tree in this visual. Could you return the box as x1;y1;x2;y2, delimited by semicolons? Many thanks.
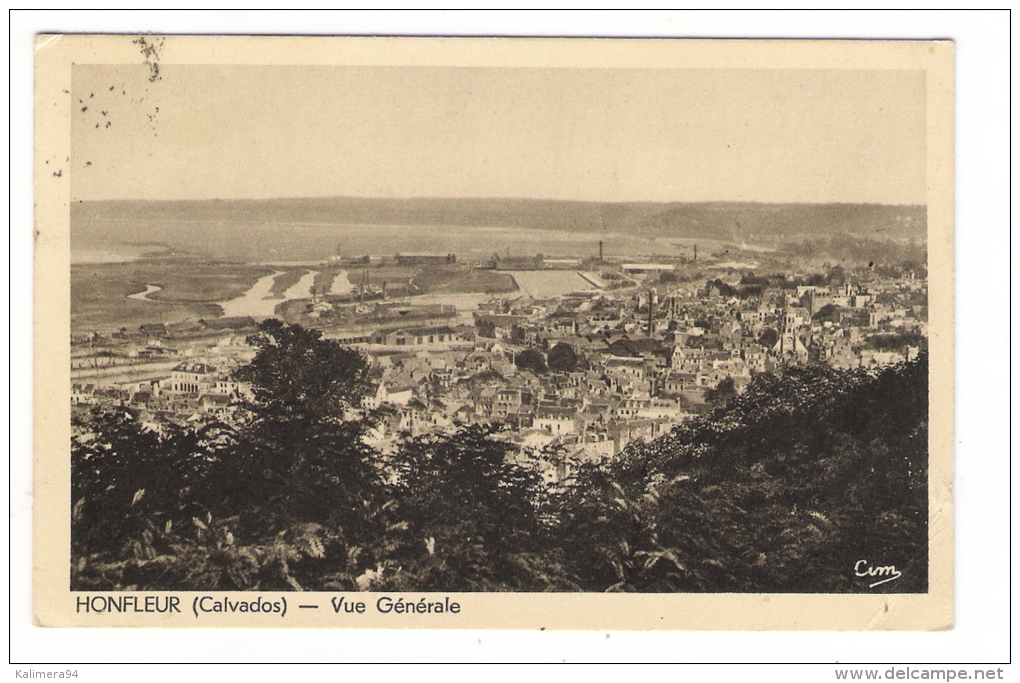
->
864;330;926;352
72;409;184;560
71;320;387;591
812;303;840;323
706;278;737;297
547;342;579;373
758;328;779;349
221;321;383;551
827;265;847;285
704;376;736;407
475;318;496;338
514;348;548;374
371;425;562;590
234;319;370;422
738;284;765;298
71;409;243;589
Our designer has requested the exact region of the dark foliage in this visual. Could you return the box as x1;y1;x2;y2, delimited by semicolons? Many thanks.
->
547;342;579;373
706;278;737;297
72;320;386;591
514;348;548;374
72;322;928;594
234;319;371;422
223;321;380;542
368;425;568;591
557;354;929;592
704;377;737;408
812;304;840;323
864;330;927;352
759;328;780;349
658;271;678;284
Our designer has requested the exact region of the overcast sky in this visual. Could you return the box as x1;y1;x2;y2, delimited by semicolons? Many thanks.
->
71;64;926;204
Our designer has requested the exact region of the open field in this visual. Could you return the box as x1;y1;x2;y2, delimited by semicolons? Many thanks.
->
411;266;517;295
71;258;272;333
266;269;307;298
508;270;595;298
71;257;518;335
338;264;516;298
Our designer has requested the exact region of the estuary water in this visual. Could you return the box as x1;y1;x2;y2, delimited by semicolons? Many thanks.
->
217;269;352;318
218;271;286;318
282;270;319;300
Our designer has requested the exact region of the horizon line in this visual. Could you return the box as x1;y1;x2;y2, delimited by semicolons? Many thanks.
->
72;195;927;208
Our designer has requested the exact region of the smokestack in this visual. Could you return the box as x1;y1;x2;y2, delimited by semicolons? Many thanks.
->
693;244;698;262
599;240;603;261
648;290;655;336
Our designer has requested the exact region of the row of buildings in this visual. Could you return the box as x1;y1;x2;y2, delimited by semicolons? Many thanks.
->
72;266;927;484
339;271;927;478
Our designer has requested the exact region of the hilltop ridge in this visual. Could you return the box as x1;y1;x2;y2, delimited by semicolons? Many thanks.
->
73;196;926;248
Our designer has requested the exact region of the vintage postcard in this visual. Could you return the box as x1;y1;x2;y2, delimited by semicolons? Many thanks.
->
34;35;954;629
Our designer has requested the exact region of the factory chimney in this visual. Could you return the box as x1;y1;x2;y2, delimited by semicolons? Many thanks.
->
647;289;656;336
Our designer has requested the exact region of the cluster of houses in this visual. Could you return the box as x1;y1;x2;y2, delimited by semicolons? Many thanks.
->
72;358;249;426
71;316;259;349
347;270;926;479
72;266;926;484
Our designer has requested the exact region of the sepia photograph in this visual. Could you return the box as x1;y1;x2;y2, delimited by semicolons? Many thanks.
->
32;34;955;630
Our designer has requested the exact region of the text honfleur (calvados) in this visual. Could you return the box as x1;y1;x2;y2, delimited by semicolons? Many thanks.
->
74;594;461;619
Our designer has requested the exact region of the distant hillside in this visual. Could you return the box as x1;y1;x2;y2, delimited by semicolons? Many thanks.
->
72;196;926;254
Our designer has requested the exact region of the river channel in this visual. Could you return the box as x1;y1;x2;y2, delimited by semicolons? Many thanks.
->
127;284;163;301
218;271;286;318
217;269;354;319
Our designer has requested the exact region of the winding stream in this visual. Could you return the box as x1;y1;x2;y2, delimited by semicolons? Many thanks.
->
127;284;163;301
127;268;358;320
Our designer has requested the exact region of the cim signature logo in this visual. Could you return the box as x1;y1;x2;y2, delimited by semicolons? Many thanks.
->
854;559;902;588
